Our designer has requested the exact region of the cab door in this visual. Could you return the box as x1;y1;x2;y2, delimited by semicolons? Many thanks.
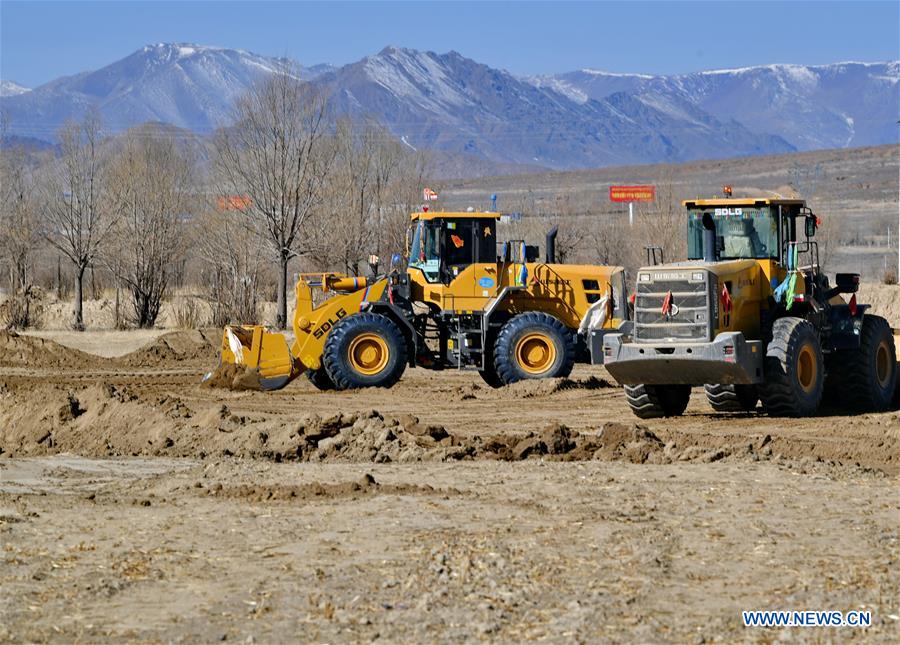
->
439;218;498;311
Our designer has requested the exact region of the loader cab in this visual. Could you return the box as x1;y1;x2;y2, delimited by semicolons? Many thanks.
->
408;212;499;285
684;199;812;267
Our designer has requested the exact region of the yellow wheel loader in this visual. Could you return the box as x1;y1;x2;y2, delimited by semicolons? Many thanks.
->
216;210;628;391
602;196;898;418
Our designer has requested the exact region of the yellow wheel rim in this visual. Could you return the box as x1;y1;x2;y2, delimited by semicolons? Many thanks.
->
875;341;891;389
515;332;557;375
348;333;389;376
797;344;817;393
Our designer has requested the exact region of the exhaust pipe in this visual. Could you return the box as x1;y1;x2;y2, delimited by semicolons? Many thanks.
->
546;226;558;263
701;213;718;263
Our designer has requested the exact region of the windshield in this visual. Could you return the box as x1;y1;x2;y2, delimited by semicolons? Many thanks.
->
687;207;778;260
408;220;441;282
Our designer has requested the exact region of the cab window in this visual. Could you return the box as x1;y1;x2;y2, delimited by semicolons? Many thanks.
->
443;218;496;277
409;220;441;282
687;207;778;260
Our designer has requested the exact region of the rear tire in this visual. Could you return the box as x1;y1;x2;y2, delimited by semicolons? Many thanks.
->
493;312;575;385
478;359;504;388
704;383;758;412
478;335;504;388
760;317;823;417
323;313;408;390
624;384;691;419
831;315;896;412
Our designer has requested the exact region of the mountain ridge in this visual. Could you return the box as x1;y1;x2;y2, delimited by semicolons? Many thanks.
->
1;43;895;170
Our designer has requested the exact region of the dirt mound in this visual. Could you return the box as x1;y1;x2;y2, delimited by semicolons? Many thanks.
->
186;473;451;504
0;330;104;369
201;363;262;390
490;375;615;399
857;284;900;328
116;330;218;367
1;383;894;475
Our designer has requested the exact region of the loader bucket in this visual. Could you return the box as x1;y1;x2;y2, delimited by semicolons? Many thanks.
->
219;325;296;391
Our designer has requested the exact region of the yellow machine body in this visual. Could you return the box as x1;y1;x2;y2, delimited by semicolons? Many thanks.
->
217;210;626;391
407;211;626;330
219;274;388;390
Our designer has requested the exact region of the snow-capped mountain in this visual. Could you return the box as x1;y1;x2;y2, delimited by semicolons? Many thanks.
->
0;44;333;139
0;80;30;97
1;43;895;170
314;46;792;168
538;62;899;150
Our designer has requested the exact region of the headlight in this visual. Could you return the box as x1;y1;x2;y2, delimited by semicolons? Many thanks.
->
639;273;650;282
692;272;704;281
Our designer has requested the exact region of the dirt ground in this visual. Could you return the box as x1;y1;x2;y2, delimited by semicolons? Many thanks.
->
1;329;899;642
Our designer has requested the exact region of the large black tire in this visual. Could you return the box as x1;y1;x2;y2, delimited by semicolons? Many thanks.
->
624;384;691;419
323;313;408;390
830;315;896;412
704;383;758;413
478;333;504;388
760;317;823;417
306;368;335;391
493;312;575;385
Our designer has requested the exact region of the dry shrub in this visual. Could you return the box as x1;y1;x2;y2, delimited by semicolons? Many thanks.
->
0;286;44;330
172;297;204;329
882;268;898;285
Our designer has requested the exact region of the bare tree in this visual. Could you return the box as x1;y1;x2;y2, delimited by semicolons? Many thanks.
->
194;200;266;327
0;143;40;293
41;111;112;330
502;192;588;263
633;174;686;272
311;119;407;275
105;124;196;328
214;70;330;328
379;148;432;261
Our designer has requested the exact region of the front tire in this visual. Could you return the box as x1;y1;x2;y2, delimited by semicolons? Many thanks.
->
760;317;823;417
306;368;335;391
323;313;407;390
704;383;758;412
624;384;691;419
493;312;575;385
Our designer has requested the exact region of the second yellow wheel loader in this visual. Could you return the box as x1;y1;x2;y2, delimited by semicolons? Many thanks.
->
217;210;628;391
602;197;898;418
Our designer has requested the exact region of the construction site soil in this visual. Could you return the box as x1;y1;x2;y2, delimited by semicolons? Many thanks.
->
1;329;899;642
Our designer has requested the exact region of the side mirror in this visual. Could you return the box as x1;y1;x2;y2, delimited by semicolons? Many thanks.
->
805;216;817;238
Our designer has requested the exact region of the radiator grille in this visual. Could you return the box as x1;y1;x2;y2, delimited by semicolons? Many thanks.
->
634;273;713;342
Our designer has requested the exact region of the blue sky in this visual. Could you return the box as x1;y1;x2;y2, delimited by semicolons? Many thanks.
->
2;1;898;87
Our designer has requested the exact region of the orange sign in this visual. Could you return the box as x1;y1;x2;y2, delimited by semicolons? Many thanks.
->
217;195;252;212
609;185;655;203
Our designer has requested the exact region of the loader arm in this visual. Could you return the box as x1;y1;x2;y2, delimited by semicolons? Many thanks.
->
291;276;389;371
216;274;389;391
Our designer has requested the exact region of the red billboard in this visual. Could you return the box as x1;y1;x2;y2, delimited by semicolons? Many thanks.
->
217;195;252;212
609;185;655;203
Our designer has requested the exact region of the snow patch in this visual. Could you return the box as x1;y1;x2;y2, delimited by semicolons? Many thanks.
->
0;80;30;97
527;76;588;104
364;48;470;113
580;68;654;79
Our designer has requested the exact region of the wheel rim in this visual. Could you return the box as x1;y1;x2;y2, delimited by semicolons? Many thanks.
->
348;333;389;375
515;333;556;375
797;344;817;393
875;341;891;389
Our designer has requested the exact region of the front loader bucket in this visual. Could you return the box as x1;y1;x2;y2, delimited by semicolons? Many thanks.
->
219;325;296;391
